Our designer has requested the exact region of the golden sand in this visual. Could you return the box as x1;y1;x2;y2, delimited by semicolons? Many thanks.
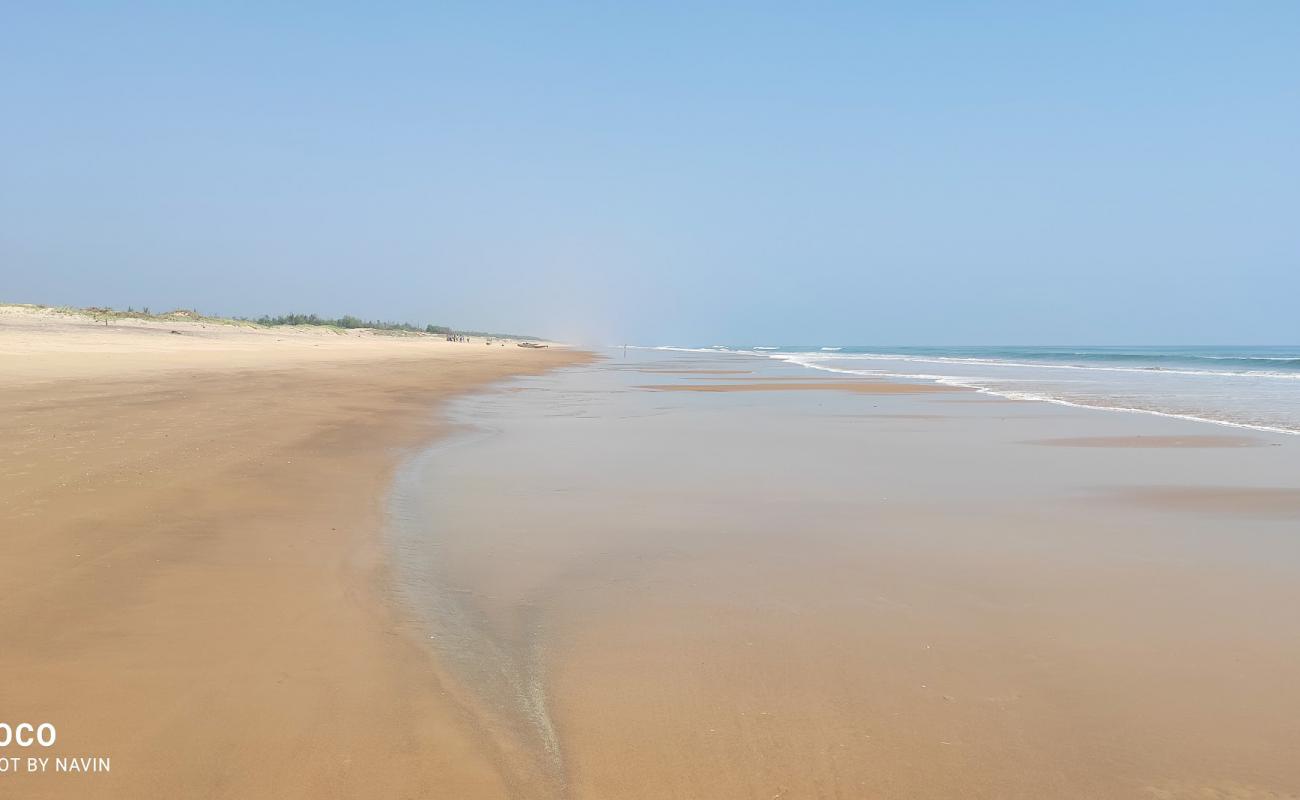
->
8;308;1300;799
0;307;589;799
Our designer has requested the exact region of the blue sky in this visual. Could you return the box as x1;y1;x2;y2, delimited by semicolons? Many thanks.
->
2;2;1297;343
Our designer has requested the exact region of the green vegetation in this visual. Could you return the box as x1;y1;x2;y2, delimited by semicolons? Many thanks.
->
250;312;435;333
2;302;537;340
246;313;536;339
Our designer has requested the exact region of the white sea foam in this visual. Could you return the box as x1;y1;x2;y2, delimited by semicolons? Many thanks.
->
633;345;745;354
764;350;1300;381
765;352;1300;436
630;344;1300;435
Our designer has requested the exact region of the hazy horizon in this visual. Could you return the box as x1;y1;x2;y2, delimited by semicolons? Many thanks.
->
4;3;1298;345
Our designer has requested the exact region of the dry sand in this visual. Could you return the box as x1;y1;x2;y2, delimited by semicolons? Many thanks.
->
0;306;589;799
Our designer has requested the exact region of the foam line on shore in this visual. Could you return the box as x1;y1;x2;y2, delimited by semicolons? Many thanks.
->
775;355;1300;437
627;346;1300;437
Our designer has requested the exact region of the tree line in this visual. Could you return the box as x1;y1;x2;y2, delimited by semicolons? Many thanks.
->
251;313;451;334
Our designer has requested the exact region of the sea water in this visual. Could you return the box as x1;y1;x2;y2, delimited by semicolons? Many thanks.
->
647;345;1300;435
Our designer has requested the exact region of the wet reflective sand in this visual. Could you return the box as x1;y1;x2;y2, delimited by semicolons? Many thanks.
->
389;350;1300;799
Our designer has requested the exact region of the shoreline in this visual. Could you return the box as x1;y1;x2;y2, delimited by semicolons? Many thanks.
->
387;401;569;798
9;313;1300;798
632;346;1300;437
391;348;1300;798
0;308;592;798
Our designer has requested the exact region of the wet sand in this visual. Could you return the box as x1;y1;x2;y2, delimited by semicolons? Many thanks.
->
632;369;754;375
637;381;962;394
1027;435;1268;448
393;350;1300;799
0;307;589;799
1103;486;1300;516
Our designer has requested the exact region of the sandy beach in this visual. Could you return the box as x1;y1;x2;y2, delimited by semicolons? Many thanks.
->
6;312;1300;799
0;307;588;798
7;0;1296;795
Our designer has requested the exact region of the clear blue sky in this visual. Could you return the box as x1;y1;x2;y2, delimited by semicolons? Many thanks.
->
3;2;1297;343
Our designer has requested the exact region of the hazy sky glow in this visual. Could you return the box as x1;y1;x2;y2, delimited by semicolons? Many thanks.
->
3;3;1298;343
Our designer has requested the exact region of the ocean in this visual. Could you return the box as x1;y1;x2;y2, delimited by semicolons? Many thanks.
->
645;345;1300;435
